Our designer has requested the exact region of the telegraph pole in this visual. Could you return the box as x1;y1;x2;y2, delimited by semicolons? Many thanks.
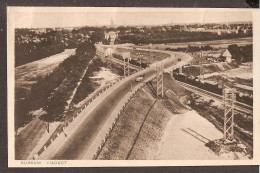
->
105;47;113;68
149;43;153;63
199;50;204;80
223;87;236;142
127;57;130;75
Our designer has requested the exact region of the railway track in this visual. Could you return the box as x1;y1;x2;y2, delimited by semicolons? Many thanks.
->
177;81;253;114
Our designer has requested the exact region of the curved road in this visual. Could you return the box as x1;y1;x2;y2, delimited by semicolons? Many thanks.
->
38;47;192;160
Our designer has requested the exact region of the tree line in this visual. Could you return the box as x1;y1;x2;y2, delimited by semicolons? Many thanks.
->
15;41;65;67
165;45;213;52
227;44;253;63
115;30;252;45
15;42;97;129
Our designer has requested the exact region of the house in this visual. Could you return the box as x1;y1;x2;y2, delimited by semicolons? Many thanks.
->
196;27;206;31
104;31;119;45
222;49;232;63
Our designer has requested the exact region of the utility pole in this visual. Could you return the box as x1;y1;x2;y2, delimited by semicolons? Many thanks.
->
123;52;131;77
105;47;113;68
156;61;164;97
223;87;236;142
149;43;152;63
128;57;131;75
199;50;204;80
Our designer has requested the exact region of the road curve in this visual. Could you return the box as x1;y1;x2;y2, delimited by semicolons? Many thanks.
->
37;47;192;160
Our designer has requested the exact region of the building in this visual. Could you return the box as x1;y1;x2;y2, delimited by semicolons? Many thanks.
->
29;28;47;34
104;31;119;44
222;49;232;63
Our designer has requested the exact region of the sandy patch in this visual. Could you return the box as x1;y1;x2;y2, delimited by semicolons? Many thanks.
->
158;110;248;160
204;65;253;80
90;67;120;87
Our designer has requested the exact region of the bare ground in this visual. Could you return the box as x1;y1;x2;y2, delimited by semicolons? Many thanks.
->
188;93;253;158
96;73;251;160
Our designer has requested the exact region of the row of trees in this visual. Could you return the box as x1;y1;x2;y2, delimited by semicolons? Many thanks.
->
165;45;213;52
115;30;252;45
15;26;108;129
15;42;97;127
15;41;65;67
72;58;105;104
228;44;253;63
41;42;96;122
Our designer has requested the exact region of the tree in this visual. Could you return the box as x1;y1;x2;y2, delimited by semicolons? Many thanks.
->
90;30;105;43
228;44;242;63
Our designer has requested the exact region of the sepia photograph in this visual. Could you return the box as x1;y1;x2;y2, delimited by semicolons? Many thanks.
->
7;7;260;167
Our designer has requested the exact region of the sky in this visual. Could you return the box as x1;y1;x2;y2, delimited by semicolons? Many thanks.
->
12;8;252;28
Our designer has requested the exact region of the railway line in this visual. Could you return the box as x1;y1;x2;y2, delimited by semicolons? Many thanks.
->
177;81;253;114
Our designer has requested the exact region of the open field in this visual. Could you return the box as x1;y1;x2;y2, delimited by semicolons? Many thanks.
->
114;47;171;64
136;37;252;50
15;49;76;101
